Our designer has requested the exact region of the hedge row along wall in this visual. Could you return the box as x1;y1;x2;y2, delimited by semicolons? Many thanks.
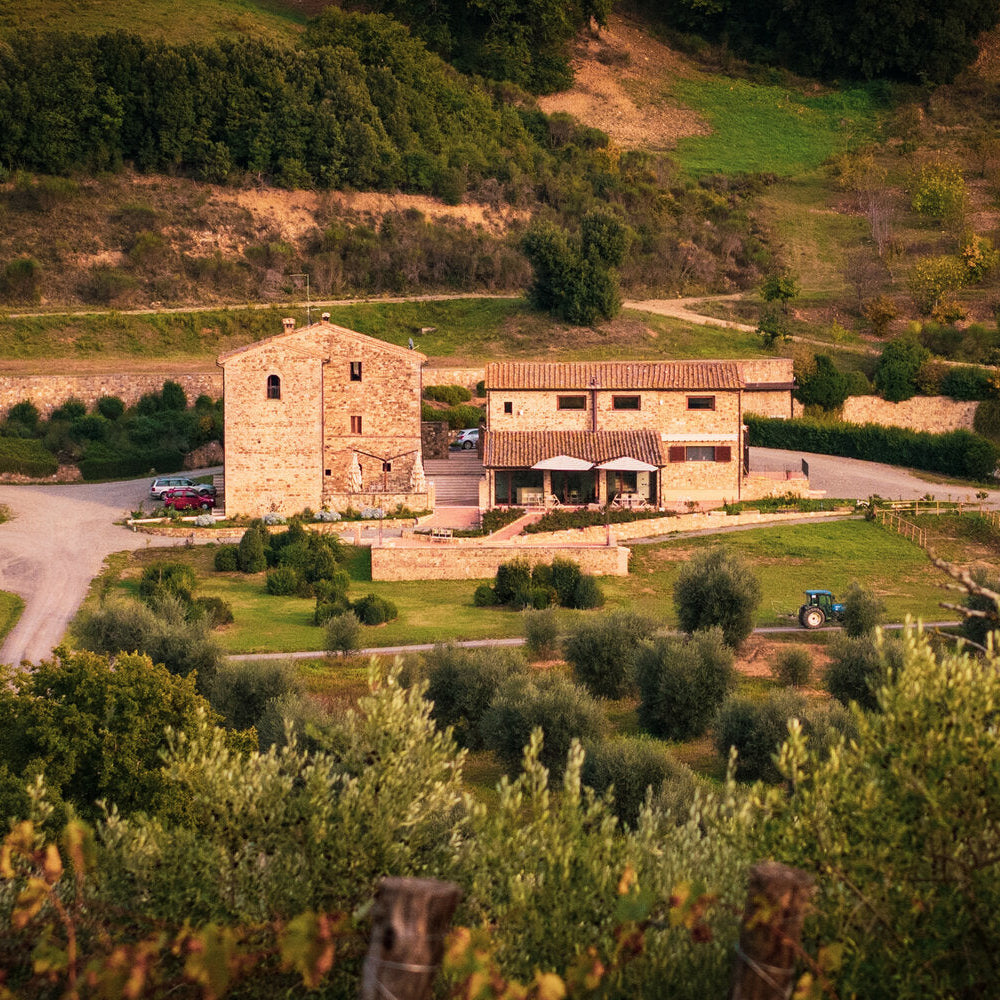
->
746;415;999;482
0;438;59;477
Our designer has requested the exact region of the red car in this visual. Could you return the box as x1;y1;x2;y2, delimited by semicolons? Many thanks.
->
162;487;215;511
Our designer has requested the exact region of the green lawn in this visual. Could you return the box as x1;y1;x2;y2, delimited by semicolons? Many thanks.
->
0;590;24;645
109;520;951;654
672;77;878;177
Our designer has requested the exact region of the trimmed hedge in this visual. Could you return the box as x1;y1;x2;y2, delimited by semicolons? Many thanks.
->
0;437;58;476
424;384;472;406
79;446;185;481
746;414;999;481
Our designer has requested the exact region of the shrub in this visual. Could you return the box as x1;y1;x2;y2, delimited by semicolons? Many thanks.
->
911;162;968;226
266;565;301;596
795;354;848;410
0;438;57;477
673;547;761;649
772;645;813;686
940;365;992;401
826;634;904;711
480;672;606;780
714;689;809;782
191;596;234;628
0;256;41;304
562;609;658;698
524;608;559;660
874;338;931;401
974;399;1000;443
571;574;605;609
473;582;498;606
636;627;735;740
5;400;40;432
861;294;897;337
582;738;697;827
237;521;268;573
351;593;398;625
843;369;872;398
841;581;884;637
214;545;239;572
423;645;525;749
424;384;472;405
96;395;125;421
550;557;582;606
208;659;299;733
325;611;361;653
494;558;532;606
50;397;87;422
529;585;553;608
138;561;197;605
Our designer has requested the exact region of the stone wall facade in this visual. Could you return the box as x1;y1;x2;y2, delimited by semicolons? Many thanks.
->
832;395;978;433
371;539;629;580
421;420;451;460
0;372;222;417
220;319;426;517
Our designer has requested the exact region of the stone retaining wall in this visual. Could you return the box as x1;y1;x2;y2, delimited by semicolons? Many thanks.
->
0;373;222;417
371;540;629;580
792;395;978;433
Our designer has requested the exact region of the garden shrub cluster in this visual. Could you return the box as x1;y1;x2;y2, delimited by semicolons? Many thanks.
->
420;401;483;430
423;384;472;406
523;506;672;533
0;384;222;480
746;414;999;481
475;557;604;610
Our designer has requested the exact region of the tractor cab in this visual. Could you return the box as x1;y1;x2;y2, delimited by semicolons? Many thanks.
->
799;590;845;629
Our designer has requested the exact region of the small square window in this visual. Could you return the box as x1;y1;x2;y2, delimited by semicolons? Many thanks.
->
504;401;513;414
557;395;587;410
687;396;715;410
382;461;392;472
350;415;362;434
325;469;331;476
350;361;362;382
613;395;641;410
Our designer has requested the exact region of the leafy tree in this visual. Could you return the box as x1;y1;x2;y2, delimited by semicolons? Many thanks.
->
760;271;799;308
795;354;849;410
0;648;211;824
325;610;361;653
673;547;761;649
636;627;734;740
841;580;884;637
771;645;813;687
825;633;903;711
562;609;658;698
911;162;967;227
524;608;559;660
874;337;931;402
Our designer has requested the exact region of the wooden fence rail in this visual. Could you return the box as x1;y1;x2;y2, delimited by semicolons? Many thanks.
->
875;510;928;550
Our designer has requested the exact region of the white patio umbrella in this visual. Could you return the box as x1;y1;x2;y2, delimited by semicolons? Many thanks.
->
595;456;659;472
531;455;594;471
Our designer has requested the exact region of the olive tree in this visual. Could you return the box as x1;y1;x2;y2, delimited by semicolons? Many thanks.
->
673;547;761;649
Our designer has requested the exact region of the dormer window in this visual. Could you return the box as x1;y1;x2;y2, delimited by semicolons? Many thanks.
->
350;361;362;382
266;374;281;400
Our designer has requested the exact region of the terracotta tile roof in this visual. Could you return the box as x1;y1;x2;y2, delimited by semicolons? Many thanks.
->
485;361;743;391
484;430;665;469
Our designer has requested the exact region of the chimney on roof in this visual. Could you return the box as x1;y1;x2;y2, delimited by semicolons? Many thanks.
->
321;312;330;322
282;317;295;332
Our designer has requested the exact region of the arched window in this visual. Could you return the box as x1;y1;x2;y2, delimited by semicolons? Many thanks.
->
266;374;281;400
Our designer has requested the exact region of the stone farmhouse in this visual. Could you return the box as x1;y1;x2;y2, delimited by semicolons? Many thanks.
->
218;316;431;517
481;359;794;509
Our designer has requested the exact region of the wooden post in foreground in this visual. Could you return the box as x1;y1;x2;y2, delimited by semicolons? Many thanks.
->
729;861;813;1000
360;876;462;1000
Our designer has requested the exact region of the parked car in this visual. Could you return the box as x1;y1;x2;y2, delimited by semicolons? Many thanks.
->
161;487;215;511
150;476;216;500
452;428;480;450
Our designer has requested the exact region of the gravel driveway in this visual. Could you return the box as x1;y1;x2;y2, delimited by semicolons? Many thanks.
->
0;471;219;667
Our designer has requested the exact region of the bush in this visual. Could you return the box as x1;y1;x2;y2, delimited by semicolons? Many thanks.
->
351;593;398;625
746;414;1000;481
636;627;735;740
550;557;582;606
237;521;268;573
874;338;931;401
845;370;872;396
940;365;992;401
480;672;606;780
673;548;761;649
562;609;658;698
191;596;234;628
494;558;532;606
911;162;967;226
424;384;472;405
841;581;884;637
582;738;697;827
524;608;559;660
473;582;498;606
795;354;849;410
826;634;904;711
208;659;299;732
138;561;197;605
714;689;809;782
96;395;125;421
571;575;605;609
266;565;301;596
771;645;813;686
974;399;1000;443
325;611;361;653
213;545;239;572
423;645;526;749
0;437;57;477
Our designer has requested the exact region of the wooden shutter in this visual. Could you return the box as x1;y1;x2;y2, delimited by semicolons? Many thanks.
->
668;446;686;463
715;446;732;462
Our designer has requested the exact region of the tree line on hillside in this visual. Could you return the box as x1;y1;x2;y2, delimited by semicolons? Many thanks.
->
632;0;998;83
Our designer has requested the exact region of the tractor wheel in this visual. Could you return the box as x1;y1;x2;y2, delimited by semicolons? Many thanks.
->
802;607;826;630
797;605;808;627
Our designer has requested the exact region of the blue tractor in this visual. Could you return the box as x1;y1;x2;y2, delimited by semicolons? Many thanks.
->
798;590;845;629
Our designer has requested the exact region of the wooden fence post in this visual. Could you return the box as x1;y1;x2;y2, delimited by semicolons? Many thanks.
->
728;861;813;1000
360;877;462;1000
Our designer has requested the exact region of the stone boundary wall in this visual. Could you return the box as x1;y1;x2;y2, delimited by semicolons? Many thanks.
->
371;541;629;580
0;373;223;417
421;421;450;459
423;367;484;393
792;395;978;434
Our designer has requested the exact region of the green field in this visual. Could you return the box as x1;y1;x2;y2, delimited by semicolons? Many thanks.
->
0;590;24;645
672;77;879;177
105;520;951;654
